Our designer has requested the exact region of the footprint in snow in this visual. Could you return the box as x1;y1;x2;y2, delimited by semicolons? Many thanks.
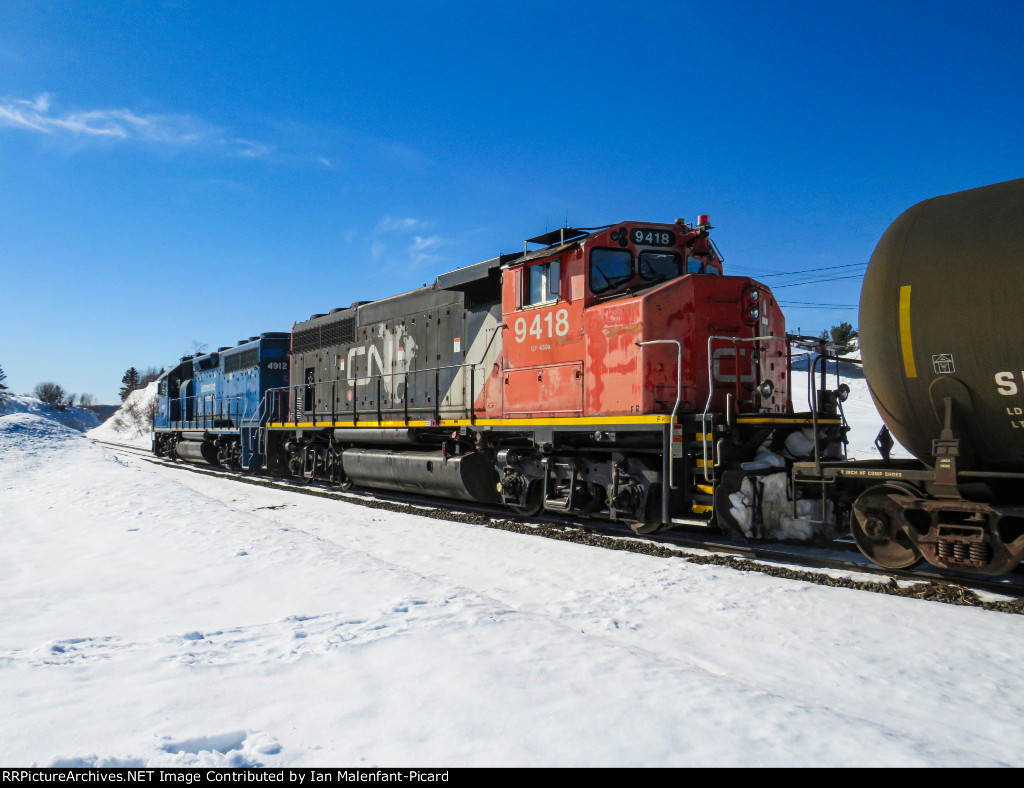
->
33;636;124;665
156;730;282;766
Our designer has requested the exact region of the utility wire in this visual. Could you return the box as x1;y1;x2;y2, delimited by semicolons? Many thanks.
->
729;261;867;277
770;274;865;288
778;300;859;306
778;304;859;310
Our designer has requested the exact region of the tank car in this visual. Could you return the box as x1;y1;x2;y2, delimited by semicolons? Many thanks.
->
261;218;845;533
793;178;1024;575
153;333;290;469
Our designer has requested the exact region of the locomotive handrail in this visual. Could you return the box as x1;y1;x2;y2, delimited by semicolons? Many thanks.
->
702;334;788;483
635;339;682;482
166;392;251;431
265;358;492;426
636;339;682;527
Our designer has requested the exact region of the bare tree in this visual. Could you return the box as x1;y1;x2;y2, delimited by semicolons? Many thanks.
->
78;393;96;408
139;367;163;386
34;382;67;410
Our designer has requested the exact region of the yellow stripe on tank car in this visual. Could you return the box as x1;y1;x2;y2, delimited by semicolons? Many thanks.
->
899;285;917;379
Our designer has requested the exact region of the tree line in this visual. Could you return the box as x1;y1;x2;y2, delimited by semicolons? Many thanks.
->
0;362;163;412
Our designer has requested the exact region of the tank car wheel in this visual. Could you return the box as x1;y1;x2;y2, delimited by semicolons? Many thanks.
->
852;484;923;570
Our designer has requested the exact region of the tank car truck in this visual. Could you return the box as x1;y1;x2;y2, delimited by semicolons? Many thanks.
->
153;333;291;470
793;178;1024;575
262;218;846;533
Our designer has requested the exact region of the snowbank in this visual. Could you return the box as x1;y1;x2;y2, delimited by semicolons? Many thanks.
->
0;394;100;433
87;382;158;448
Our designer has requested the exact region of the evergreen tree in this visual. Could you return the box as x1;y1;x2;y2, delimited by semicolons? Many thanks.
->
0;364;8;407
120;367;140;401
820;322;859;354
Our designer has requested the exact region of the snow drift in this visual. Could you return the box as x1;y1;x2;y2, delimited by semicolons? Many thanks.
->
0;394;100;433
87;382;158;448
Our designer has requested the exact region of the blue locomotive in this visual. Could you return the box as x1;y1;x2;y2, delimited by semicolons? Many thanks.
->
153;333;290;469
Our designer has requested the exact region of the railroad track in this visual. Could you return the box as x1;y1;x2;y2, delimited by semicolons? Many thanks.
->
90;438;1024;612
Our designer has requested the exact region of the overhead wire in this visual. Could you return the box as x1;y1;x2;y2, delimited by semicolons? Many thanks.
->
770;274;865;288
729;261;868;278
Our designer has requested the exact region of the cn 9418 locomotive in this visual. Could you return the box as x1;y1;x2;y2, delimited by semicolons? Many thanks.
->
154;217;846;534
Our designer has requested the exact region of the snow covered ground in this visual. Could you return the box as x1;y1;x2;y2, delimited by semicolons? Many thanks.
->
3;396;1024;766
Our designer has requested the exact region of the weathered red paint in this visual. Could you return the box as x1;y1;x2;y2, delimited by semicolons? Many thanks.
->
474;220;788;421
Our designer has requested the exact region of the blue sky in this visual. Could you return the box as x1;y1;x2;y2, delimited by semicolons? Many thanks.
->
1;1;1022;403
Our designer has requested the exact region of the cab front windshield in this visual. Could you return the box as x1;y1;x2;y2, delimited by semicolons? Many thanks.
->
589;246;720;295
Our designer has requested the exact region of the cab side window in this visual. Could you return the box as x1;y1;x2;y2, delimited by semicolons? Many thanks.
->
523;259;560;306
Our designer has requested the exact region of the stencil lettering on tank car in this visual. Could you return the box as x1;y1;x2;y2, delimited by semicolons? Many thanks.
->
996;371;1019;396
932;354;955;374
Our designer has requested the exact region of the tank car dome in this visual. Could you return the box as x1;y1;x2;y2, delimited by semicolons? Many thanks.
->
860;177;1024;471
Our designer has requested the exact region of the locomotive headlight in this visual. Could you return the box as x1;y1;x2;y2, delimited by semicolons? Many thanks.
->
749;288;760;302
835;383;851;402
757;379;774;398
748;306;760;320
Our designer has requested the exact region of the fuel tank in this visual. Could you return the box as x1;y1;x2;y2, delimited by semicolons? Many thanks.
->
175;438;220;465
341;448;499;503
860;178;1024;471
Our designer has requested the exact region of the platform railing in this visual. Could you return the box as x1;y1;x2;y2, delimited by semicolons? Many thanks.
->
164;393;253;431
264;358;490;427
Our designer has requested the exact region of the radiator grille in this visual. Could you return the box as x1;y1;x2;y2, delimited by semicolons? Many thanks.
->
322;317;356;346
224;347;259;373
292;328;320;354
292;317;355;354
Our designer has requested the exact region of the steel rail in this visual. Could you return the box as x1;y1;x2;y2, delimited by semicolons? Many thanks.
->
91;439;1024;602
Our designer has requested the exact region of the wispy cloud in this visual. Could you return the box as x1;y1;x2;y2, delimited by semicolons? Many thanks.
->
0;93;270;159
376;216;433;234
233;138;271;159
372;217;449;269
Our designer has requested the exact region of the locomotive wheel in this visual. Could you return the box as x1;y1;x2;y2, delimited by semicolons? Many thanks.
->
509;481;543;517
851;484;923;570
630;519;664;535
631;486;666;534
